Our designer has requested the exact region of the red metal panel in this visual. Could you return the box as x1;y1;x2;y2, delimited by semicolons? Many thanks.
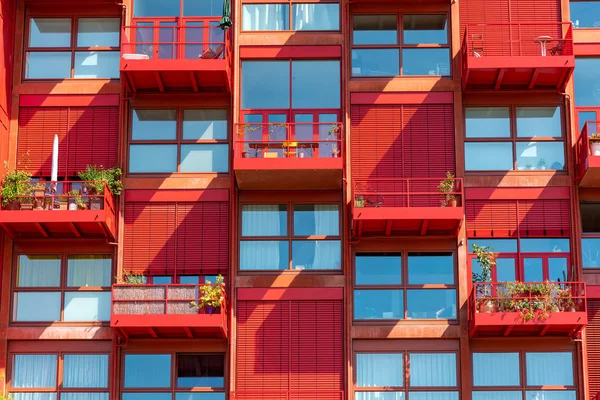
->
67;107;118;175
466;187;571;200
239;46;341;59
125;189;229;202
466;200;518;237
350;92;454;105
518;199;570;237
123;202;177;275
238;288;344;301
17;107;69;177
588;300;600;399
19;94;120;107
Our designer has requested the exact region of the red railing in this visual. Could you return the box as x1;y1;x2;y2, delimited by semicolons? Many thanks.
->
353;178;463;209
464;22;574;58
0;180;115;214
235;122;343;159
121;17;231;62
233;391;344;400
575;120;600;181
470;281;587;320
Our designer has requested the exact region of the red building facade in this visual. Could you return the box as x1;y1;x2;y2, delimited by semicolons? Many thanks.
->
0;0;598;399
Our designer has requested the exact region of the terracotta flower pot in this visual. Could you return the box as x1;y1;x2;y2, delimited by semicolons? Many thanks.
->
449;199;458;207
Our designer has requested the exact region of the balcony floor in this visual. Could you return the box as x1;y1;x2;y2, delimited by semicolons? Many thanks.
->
470;311;587;338
111;314;227;339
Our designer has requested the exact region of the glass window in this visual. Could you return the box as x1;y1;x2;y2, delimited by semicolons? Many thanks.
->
353;15;397;45
407;289;456;319
352;49;400;77
520;239;570;252
124;354;172;388
184;0;224;16
25;52;72;79
177;354;225;387
516;141;564;171
152;276;173;284
292;240;341;270
293;4;340;31
525;353;573;386
572;1;600;28
409;353;456;387
77;18;120;47
465;142;513;170
356;393;404;400
67;255;111;287
582;238;600;268
472;392;522;400
466;108;511;138
183;110;227;140
17;255;60;287
63;355;109;388
292;61;340;109
403;15;447;44
129;144;178;173
354;289;404;319
63;292;111;321
581;202;600;233
29;18;71;47
134;0;179;17
13;354;57;388
402;49;450;76
180;144;229;173
468;239;518;253
240;241;289;270
175;394;226;400
293;204;339;236
14;292;61;321
123;394;171;400
132;110;177;140
356;353;404;387
242;4;290;31
578;110;596;132
242;61;290;109
516;107;562;138
242;205;287;236
407;253;454;284
356;254;401;285
74;51;120;79
473;353;520;386
575;57;600;106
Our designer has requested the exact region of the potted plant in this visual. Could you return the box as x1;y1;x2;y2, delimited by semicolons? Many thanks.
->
537;158;546;170
242;144;251;158
191;275;225;315
591;133;600;156
32;181;47;210
67;190;87;210
472;244;497;313
78;165;123;209
355;195;365;208
1;164;32;210
438;171;458;207
19;195;33;211
56;194;68;210
331;144;340;158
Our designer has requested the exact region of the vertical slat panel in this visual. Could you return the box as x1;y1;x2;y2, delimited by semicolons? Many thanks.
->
588;300;600;399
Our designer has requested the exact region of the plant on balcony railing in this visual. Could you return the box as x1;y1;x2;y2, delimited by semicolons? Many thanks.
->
1;163;32;210
591;133;600;156
191;274;225;315
117;271;147;284
438;171;457;207
472;244;496;313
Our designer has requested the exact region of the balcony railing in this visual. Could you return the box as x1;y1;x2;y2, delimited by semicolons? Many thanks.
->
235;122;343;159
121;18;231;61
353;178;463;209
576;120;600;182
463;22;574;58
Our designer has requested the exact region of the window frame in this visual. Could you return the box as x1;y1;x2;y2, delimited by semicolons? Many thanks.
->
121;351;226;396
238;201;342;272
464;104;566;172
11;252;113;323
132;0;224;18
353;251;458;321
24;16;121;80
353;350;460;397
7;351;111;397
350;12;452;77
128;107;230;175
471;350;577;398
240;0;341;32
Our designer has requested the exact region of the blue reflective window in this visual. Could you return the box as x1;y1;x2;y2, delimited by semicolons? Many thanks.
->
356;254;401;285
471;258;516;283
177;354;224;388
293;204;339;236
472;393;521;400
353;15;397;44
465;142;513;170
409;393;458;400
180;144;229;173
175;394;226;400
403;15;448;44
152;276;172;284
549;258;568;281
184;0;224;16
354;289;404;319
473;353;520;386
25;52;71;79
402;49;450;76
124;354;171;388
239;241;289;270
407;253;454;284
523;258;543;282
466;107;511;138
582;238;600;268
134;0;179;17
29;18;71;47
352;49;400;77
63;354;109;388
293;4;339;31
579;111;596;132
292;240;341;270
132;110;177;140
292;61;340;109
356;353;404;387
407;289;456;319
77;18;120;47
13;354;57;388
520;239;570;252
516;141;565;171
409;353;457;387
241;205;287;236
183;110;227;140
14;292;61;321
525;352;574;386
62;394;109;400
242;61;290;109
571;1;600;28
129;144;178;173
17;255;61;287
242;4;290;31
74;51;120;79
468;239;518;253
575;57;600;106
123;394;171;400
64;292;111;321
524;391;576;400
516;107;562;138
356;392;404;400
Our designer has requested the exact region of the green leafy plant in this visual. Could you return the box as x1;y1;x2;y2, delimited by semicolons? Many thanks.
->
117;271;146;284
191;275;225;311
591;133;600;141
67;190;87;210
1;162;32;207
438;171;457;206
77;165;123;196
472;244;496;311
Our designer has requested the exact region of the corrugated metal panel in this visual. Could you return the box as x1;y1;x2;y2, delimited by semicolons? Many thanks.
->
518;199;570;237
67;106;118;175
466;200;518;237
236;300;343;400
588;300;600;399
17;107;68;176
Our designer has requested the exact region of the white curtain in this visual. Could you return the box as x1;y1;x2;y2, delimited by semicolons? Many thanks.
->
473;353;520;387
409;353;456;387
13;394;57;400
472;392;522;400
63;354;109;388
526;353;574;386
314;204;339;235
355;393;405;400
61;394;109;400
525;391;576;400
240;241;285;270
356;353;403;387
310;240;341;270
13;354;57;388
17;255;60;287
293;4;339;31
242;5;288;31
408;393;458;400
242;205;282;236
67;255;111;287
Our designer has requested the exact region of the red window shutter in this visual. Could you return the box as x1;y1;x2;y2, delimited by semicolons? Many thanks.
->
67;106;118;175
466;200;518;237
176;202;229;275
588;300;600;399
518;199;570;237
17;107;68;176
123;202;177;275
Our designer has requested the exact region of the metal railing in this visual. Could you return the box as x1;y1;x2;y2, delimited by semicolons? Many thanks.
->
121;17;231;61
353;178;463;209
235;122;343;159
0;180;115;214
470;281;587;319
464;22;574;58
576;120;600;180
112;284;226;317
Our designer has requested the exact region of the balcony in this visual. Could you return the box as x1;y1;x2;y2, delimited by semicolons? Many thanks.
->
576;121;600;187
462;22;574;90
351;178;464;237
120;18;231;93
0;181;116;239
233;122;343;190
469;282;587;338
111;284;227;339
